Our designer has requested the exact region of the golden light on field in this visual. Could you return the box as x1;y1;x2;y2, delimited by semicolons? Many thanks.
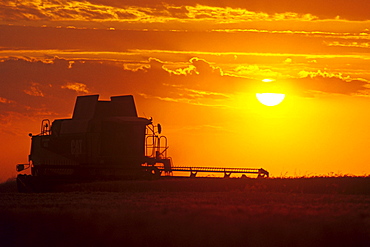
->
256;93;286;106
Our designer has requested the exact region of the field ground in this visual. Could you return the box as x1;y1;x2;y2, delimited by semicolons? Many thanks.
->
0;177;369;247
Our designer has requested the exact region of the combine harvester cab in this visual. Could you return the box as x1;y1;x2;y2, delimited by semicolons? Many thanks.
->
16;95;268;192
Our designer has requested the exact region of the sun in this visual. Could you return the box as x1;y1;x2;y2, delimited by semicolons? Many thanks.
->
256;93;285;106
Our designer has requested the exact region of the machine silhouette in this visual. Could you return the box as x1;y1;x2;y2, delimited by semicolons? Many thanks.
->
16;95;269;192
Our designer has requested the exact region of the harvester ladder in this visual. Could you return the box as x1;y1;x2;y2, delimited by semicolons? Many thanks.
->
145;125;169;159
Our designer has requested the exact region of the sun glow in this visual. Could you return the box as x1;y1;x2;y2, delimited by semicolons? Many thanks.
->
256;93;286;106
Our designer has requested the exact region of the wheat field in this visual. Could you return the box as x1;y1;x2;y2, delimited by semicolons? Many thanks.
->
0;177;369;247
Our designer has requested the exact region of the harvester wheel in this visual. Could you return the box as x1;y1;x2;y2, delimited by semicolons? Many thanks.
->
146;167;161;179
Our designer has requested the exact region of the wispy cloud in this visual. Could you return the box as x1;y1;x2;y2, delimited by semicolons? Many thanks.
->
23;82;45;96
212;29;370;40
2;0;369;29
1;1;317;23
185;5;318;22
61;82;90;93
0;97;15;104
325;41;370;49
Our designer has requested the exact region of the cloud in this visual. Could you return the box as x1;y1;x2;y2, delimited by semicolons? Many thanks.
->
231;64;282;79
325;41;370;49
0;56;247;121
188;57;223;76
2;0;369;31
0;97;14;104
0;57;85;118
23;82;47;97
289;70;369;96
61;82;90;93
1;24;369;65
185;5;319;22
0;55;369;128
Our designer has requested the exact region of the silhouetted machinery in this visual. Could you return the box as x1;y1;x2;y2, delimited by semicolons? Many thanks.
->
16;95;269;192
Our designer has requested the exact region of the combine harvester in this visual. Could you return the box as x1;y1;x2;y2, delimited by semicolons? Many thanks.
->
16;95;269;192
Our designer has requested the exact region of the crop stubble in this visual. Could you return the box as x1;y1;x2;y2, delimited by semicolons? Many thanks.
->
0;177;369;247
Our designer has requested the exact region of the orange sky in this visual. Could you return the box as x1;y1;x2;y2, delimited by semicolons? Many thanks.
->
1;0;370;181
